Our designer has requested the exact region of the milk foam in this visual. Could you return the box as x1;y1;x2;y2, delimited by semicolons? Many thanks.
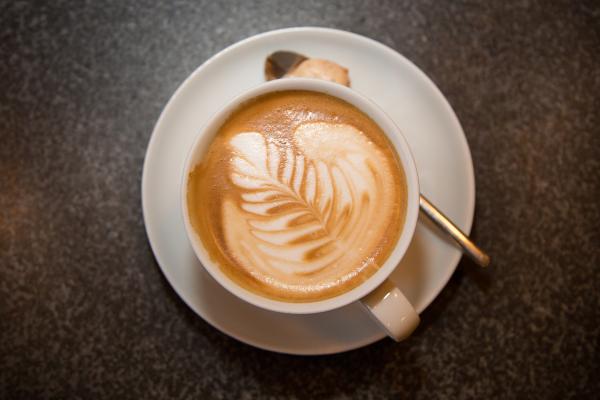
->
223;122;398;293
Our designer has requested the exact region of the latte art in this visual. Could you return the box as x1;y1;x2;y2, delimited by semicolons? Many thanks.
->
187;91;406;301
226;122;393;276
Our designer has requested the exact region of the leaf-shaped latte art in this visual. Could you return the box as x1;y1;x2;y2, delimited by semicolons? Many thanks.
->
223;122;396;286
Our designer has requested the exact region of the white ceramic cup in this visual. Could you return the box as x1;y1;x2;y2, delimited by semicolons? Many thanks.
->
181;78;421;341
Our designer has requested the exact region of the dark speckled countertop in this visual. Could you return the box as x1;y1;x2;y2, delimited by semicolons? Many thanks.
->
1;1;599;398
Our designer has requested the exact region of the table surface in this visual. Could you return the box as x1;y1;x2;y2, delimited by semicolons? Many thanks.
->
1;1;599;399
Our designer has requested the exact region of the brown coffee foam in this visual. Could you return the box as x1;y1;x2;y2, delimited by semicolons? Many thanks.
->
187;91;407;302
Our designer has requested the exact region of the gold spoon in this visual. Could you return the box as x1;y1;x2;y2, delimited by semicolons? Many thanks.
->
265;50;490;267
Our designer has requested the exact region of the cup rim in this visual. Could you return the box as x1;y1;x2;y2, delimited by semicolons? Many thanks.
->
181;78;420;314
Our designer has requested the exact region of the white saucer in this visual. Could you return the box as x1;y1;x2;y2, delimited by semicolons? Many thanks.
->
142;27;475;355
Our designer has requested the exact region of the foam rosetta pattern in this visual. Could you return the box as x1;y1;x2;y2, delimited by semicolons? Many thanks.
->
222;122;399;298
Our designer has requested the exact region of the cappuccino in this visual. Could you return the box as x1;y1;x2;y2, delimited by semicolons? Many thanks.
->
187;90;407;302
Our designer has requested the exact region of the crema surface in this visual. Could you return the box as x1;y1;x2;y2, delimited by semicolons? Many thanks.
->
187;91;407;302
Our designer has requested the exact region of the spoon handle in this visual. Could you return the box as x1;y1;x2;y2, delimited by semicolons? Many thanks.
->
419;194;490;267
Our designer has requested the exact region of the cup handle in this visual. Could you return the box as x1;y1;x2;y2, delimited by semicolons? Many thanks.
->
360;279;420;341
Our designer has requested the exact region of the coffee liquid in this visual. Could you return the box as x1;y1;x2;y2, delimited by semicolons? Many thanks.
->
187;91;407;302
